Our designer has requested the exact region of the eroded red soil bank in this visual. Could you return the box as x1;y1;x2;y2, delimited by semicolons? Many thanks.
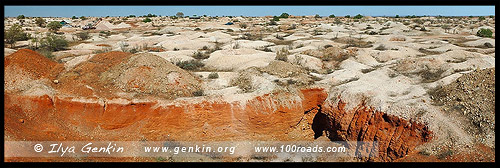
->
5;87;431;161
5;88;327;141
314;97;432;161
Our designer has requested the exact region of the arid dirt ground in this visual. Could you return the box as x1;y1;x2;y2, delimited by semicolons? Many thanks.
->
4;15;495;162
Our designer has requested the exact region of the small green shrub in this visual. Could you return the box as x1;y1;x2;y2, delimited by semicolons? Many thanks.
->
279;13;290;18
353;14;364;19
35;17;45;27
208;72;219;79
4;24;29;47
176;60;205;70
272;16;280;21
75;32;90;41
40;34;68;51
476;28;493;38
17;15;25;20
143;17;152;23
47;21;62;32
38;49;54;59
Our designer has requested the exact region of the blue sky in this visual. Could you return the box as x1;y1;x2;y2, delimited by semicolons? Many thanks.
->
4;6;495;17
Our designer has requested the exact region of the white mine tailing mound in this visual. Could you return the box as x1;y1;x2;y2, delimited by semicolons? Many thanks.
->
287;54;323;71
4;48;17;57
321;66;475;150
150;50;197;63
221;40;274;50
95;21;132;30
70;43;102;50
155;35;214;50
463;38;495;47
204;48;275;71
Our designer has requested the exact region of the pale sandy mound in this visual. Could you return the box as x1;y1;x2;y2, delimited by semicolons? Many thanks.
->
324;67;430;117
284;32;312;41
426;44;463;53
315;24;349;32
322;67;475;152
179;31;207;40
100;53;201;99
204;31;234;43
64;54;95;70
204;48;275;71
267;45;290;52
53;50;94;59
289;45;318;54
194;71;241;96
85;35;106;42
115;22;132;29
287;54;323;70
463;38;495;48
155;35;214;50
315;31;351;40
116;35;165;49
292;39;339;49
107;34;128;41
353;48;383;67
4;48;16;56
149;50;197;63
300;46;356;63
222;40;274;50
392;50;494;83
95;20;115;31
369;47;421;63
262;32;288;41
158;26;185;34
71;43;103;50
